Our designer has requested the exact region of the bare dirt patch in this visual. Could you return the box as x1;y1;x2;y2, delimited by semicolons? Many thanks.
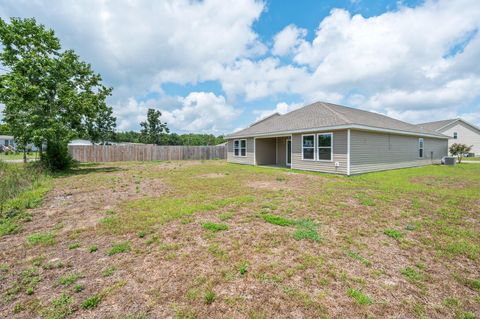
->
247;180;291;191
198;173;226;178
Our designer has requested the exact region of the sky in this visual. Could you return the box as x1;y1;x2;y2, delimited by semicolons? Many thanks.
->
0;0;479;134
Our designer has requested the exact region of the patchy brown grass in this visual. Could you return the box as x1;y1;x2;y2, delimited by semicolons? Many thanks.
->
0;161;479;319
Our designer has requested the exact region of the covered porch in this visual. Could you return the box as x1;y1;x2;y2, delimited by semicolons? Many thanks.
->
255;136;292;168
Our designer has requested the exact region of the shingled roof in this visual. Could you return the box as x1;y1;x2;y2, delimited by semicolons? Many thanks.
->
227;102;446;138
417;119;457;132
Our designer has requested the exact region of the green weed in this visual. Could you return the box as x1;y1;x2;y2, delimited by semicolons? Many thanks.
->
58;272;83;286
108;242;131;256
40;293;74;319
347;288;373;305
202;222;228;232
204;290;216;305
294;220;320;242
384;229;403;240
81;294;101;309
26;232;56;246
261;214;295;226
68;243;80;250
401;267;424;282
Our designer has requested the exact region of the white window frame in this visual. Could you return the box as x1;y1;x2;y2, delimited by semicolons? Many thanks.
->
453;132;458;139
316;133;333;162
418;138;424;158
301;134;316;161
234;139;247;157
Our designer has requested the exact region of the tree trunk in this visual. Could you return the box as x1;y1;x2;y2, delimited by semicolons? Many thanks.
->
23;148;27;163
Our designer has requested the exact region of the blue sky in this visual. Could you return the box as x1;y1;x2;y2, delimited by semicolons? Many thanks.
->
1;0;479;134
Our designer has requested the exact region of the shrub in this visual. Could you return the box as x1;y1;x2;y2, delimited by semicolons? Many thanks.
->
449;143;472;163
89;245;98;253
41;141;75;171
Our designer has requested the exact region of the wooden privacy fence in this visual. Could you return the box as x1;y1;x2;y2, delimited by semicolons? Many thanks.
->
68;144;227;162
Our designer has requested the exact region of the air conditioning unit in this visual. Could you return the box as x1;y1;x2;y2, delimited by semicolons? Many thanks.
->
442;156;456;165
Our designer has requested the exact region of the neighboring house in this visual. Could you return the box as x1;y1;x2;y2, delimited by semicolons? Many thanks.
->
225;102;449;175
68;139;94;146
0;135;15;148
418;118;480;156
0;135;40;151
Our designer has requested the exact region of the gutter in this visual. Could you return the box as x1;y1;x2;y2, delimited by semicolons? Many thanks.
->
226;124;449;140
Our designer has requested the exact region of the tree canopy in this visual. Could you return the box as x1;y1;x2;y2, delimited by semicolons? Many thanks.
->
140;108;169;144
0;17;115;168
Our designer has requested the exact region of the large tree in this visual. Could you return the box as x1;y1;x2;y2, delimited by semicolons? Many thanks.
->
140;108;169;145
0;17;115;168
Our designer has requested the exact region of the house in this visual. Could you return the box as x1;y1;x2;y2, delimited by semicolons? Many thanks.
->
418;118;480;156
0;135;15;148
225;102;449;175
68;139;94;146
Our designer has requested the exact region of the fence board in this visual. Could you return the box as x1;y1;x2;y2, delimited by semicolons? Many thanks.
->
68;144;226;162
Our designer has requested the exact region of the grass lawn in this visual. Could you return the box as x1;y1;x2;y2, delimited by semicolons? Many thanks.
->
464;157;480;161
0;160;479;318
0;152;38;161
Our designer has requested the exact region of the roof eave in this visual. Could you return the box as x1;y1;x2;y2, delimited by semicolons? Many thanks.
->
225;124;449;139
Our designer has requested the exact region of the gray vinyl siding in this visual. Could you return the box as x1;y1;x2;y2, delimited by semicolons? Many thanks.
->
291;130;348;175
227;138;255;165
350;130;448;174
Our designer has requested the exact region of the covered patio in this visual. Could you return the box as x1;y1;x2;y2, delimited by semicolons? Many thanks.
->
254;136;291;168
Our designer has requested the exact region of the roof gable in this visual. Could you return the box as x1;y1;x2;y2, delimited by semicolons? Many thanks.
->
418;118;480;134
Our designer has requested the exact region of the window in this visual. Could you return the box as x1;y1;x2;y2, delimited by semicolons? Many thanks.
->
302;135;315;160
453;132;458;139
317;133;333;161
418;138;424;158
234;139;246;157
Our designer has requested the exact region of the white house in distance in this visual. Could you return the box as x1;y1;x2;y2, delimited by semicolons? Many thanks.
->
0;135;16;148
418;118;480;156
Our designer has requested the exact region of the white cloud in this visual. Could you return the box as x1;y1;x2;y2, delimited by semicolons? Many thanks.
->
2;0;480;130
253;102;303;121
214;0;480;125
272;24;307;56
0;0;264;119
161;92;242;133
113;92;241;134
460;110;480;127
360;77;480;111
